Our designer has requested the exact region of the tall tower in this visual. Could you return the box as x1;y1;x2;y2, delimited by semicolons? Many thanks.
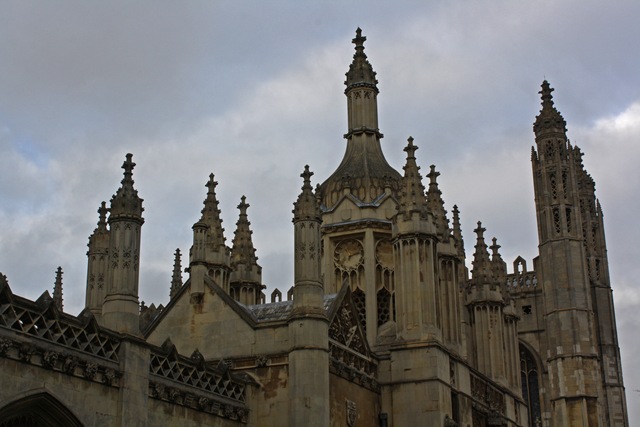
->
85;201;110;321
574;146;628;426
532;81;603;426
317;28;402;345
102;153;144;335
288;166;329;426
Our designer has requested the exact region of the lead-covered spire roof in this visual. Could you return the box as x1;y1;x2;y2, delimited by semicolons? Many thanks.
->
345;27;378;92
109;153;144;220
533;80;567;136
230;196;259;268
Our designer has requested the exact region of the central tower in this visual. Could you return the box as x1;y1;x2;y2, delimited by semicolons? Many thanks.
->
317;28;402;345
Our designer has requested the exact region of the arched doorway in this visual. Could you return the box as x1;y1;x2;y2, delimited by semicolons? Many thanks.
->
0;392;83;427
520;344;542;426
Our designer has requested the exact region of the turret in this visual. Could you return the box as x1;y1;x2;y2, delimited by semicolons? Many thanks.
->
393;137;441;342
531;82;606;425
229;196;264;304
466;222;507;384
85;201;109;320
288;165;329;426
101;153;144;335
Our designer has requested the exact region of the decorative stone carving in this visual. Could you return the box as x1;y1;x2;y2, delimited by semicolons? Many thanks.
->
346;399;357;426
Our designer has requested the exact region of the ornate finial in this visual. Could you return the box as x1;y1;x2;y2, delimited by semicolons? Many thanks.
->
301;165;314;188
238;195;249;213
533;80;566;135
294;165;320;222
539;80;554;110
97;202;108;230
345;27;378;90
353;27;366;48
53;266;63;311
427;165;440;185
404;136;417;159
206;173;218;195
490;237;502;258
170;248;183;299
109;153;144;219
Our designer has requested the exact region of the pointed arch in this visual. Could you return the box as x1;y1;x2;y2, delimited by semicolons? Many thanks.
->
0;392;84;427
519;343;542;427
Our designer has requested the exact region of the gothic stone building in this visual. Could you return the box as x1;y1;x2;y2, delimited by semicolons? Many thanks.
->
0;29;629;427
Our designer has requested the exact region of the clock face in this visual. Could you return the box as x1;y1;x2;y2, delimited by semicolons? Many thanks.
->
375;239;393;269
334;239;363;271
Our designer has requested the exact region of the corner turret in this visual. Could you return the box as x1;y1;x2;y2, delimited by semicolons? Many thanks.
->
102;153;144;335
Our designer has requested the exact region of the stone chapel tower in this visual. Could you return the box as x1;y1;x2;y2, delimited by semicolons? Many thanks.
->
317;28;402;345
531;81;627;426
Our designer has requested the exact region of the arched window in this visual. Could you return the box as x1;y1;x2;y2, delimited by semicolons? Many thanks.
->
520;344;542;426
0;392;84;427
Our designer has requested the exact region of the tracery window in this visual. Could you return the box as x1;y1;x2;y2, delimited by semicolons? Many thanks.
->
520;345;542;427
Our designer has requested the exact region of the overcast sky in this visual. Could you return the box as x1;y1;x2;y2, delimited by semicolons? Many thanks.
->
1;0;639;421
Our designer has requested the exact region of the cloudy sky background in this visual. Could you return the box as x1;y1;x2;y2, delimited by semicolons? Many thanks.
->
1;0;639;421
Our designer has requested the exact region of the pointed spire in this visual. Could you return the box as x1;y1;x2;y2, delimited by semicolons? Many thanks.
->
170;248;183;299
426;164;450;238
230;196;259;268
198;173;226;249
53;266;63;311
490;237;507;282
88;201;109;248
471;222;493;285
397;137;428;218
452;205;465;258
293;165;321;222
345;27;378;92
109;153;144;220
533;80;567;136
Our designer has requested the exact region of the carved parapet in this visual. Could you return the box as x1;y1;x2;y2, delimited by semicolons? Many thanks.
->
505;271;538;295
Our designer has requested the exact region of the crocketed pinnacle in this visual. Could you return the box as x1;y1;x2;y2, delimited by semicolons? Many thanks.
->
109;153;144;220
88;202;109;248
533;80;567;136
490;237;507;281
230;196;259;268
198;173;226;248
53;266;63;311
452;205;465;258
345;28;378;92
426;165;450;237
170;248;183;299
471;222;494;285
293;165;321;222
397;137;428;218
